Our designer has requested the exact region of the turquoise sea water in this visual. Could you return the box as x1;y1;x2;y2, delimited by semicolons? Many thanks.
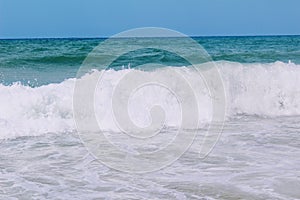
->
1;36;300;86
1;36;300;199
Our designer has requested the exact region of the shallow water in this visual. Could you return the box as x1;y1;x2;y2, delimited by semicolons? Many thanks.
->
1;116;299;199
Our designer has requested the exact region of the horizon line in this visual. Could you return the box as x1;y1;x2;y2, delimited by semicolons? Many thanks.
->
1;34;300;40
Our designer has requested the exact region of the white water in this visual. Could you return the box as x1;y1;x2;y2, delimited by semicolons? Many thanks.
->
1;61;300;139
1;116;299;199
1;61;300;199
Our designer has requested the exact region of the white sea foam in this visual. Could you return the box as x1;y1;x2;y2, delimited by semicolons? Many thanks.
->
1;61;300;139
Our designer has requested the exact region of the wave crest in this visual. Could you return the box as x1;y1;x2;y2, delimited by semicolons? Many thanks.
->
1;61;300;139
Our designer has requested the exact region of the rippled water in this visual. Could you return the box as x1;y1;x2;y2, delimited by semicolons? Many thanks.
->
1;36;300;86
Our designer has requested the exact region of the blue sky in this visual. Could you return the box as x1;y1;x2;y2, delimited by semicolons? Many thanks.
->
0;0;300;38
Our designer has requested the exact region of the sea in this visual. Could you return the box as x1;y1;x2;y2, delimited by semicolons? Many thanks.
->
0;36;300;199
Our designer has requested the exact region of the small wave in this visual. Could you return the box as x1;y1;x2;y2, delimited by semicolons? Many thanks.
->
23;55;87;65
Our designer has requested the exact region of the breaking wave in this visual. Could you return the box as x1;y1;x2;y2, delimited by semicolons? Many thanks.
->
1;61;300;139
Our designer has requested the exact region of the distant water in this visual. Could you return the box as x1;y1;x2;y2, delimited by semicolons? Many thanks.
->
1;36;300;86
0;36;300;199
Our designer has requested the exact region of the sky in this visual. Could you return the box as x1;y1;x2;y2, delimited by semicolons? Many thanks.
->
0;0;300;38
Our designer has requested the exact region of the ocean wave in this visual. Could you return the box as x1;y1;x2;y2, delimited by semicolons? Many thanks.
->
1;61;300;139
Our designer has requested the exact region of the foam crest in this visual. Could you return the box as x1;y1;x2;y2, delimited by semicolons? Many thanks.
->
218;61;300;117
0;80;75;139
1;61;300;139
